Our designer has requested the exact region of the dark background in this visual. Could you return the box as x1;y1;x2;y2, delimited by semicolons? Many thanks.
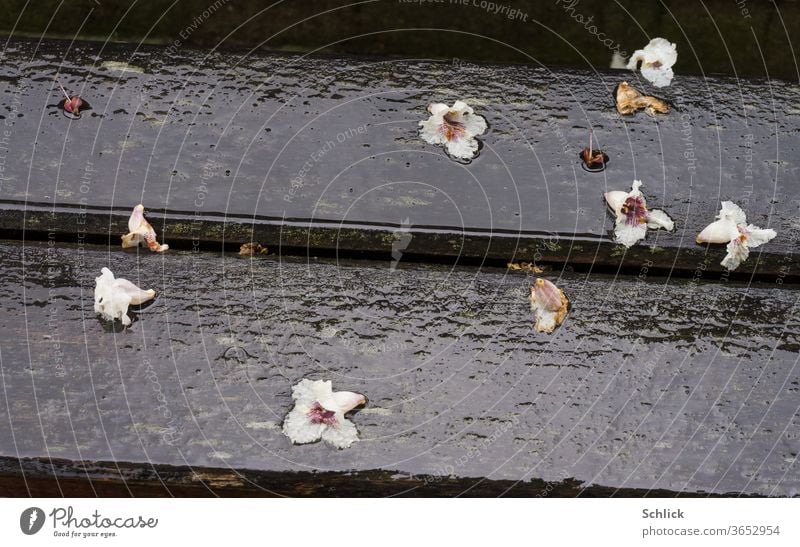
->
1;0;798;80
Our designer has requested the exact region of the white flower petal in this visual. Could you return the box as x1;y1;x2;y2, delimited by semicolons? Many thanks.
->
121;204;168;252
418;118;447;145
427;103;449;117
605;181;644;220
646;38;678;67
640;65;674;88
462;114;487;137
291;378;336;409
282;405;326;445
446;136;479;160
721;238;749;271
604;190;628;217
627;38;677;87
113;278;156;305
332;391;367;413
529;278;569;334
450;100;470;112
447;102;487;136
419;100;486;160
320;416;360;449
94;287;132;325
614;221;648;247
94;267;154;326
610;52;628;69
283;379;366;448
533;308;558;334
606;180;671;246
698;202;776;268
646;208;675;231
744;225;776;248
128;204;146;233
121;233;143;249
719;201;747;225
696;218;739;244
531;278;562;311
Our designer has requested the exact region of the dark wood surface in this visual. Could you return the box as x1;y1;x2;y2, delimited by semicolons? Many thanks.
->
0;240;798;496
0;39;798;278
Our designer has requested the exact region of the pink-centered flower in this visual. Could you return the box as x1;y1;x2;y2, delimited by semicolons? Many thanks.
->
121;204;169;253
626;37;678;88
604;180;674;247
282;379;367;449
419;100;487;160
696;201;776;271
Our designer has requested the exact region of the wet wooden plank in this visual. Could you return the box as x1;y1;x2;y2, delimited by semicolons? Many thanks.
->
0;456;722;498
0;240;798;496
1;39;798;278
2;0;796;81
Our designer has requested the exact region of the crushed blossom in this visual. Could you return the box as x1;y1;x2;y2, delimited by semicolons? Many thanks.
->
579;129;608;172
440;113;466;142
621;195;648;226
307;403;337;425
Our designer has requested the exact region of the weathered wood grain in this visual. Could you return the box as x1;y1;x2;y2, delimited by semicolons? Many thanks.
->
0;240;798;496
0;39;798;278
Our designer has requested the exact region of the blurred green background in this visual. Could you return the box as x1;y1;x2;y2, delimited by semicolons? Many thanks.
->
1;0;798;80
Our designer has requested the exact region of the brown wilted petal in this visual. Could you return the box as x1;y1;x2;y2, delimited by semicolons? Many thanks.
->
239;242;268;256
580;148;609;171
507;262;544;274
121;204;168;253
615;82;669;116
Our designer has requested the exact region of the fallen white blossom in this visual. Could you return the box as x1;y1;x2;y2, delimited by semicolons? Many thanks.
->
283;379;367;449
604;180;674;247
696;201;776;270
627;37;678;87
419;100;487;160
529;278;569;334
122;204;168;252
94;267;156;326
